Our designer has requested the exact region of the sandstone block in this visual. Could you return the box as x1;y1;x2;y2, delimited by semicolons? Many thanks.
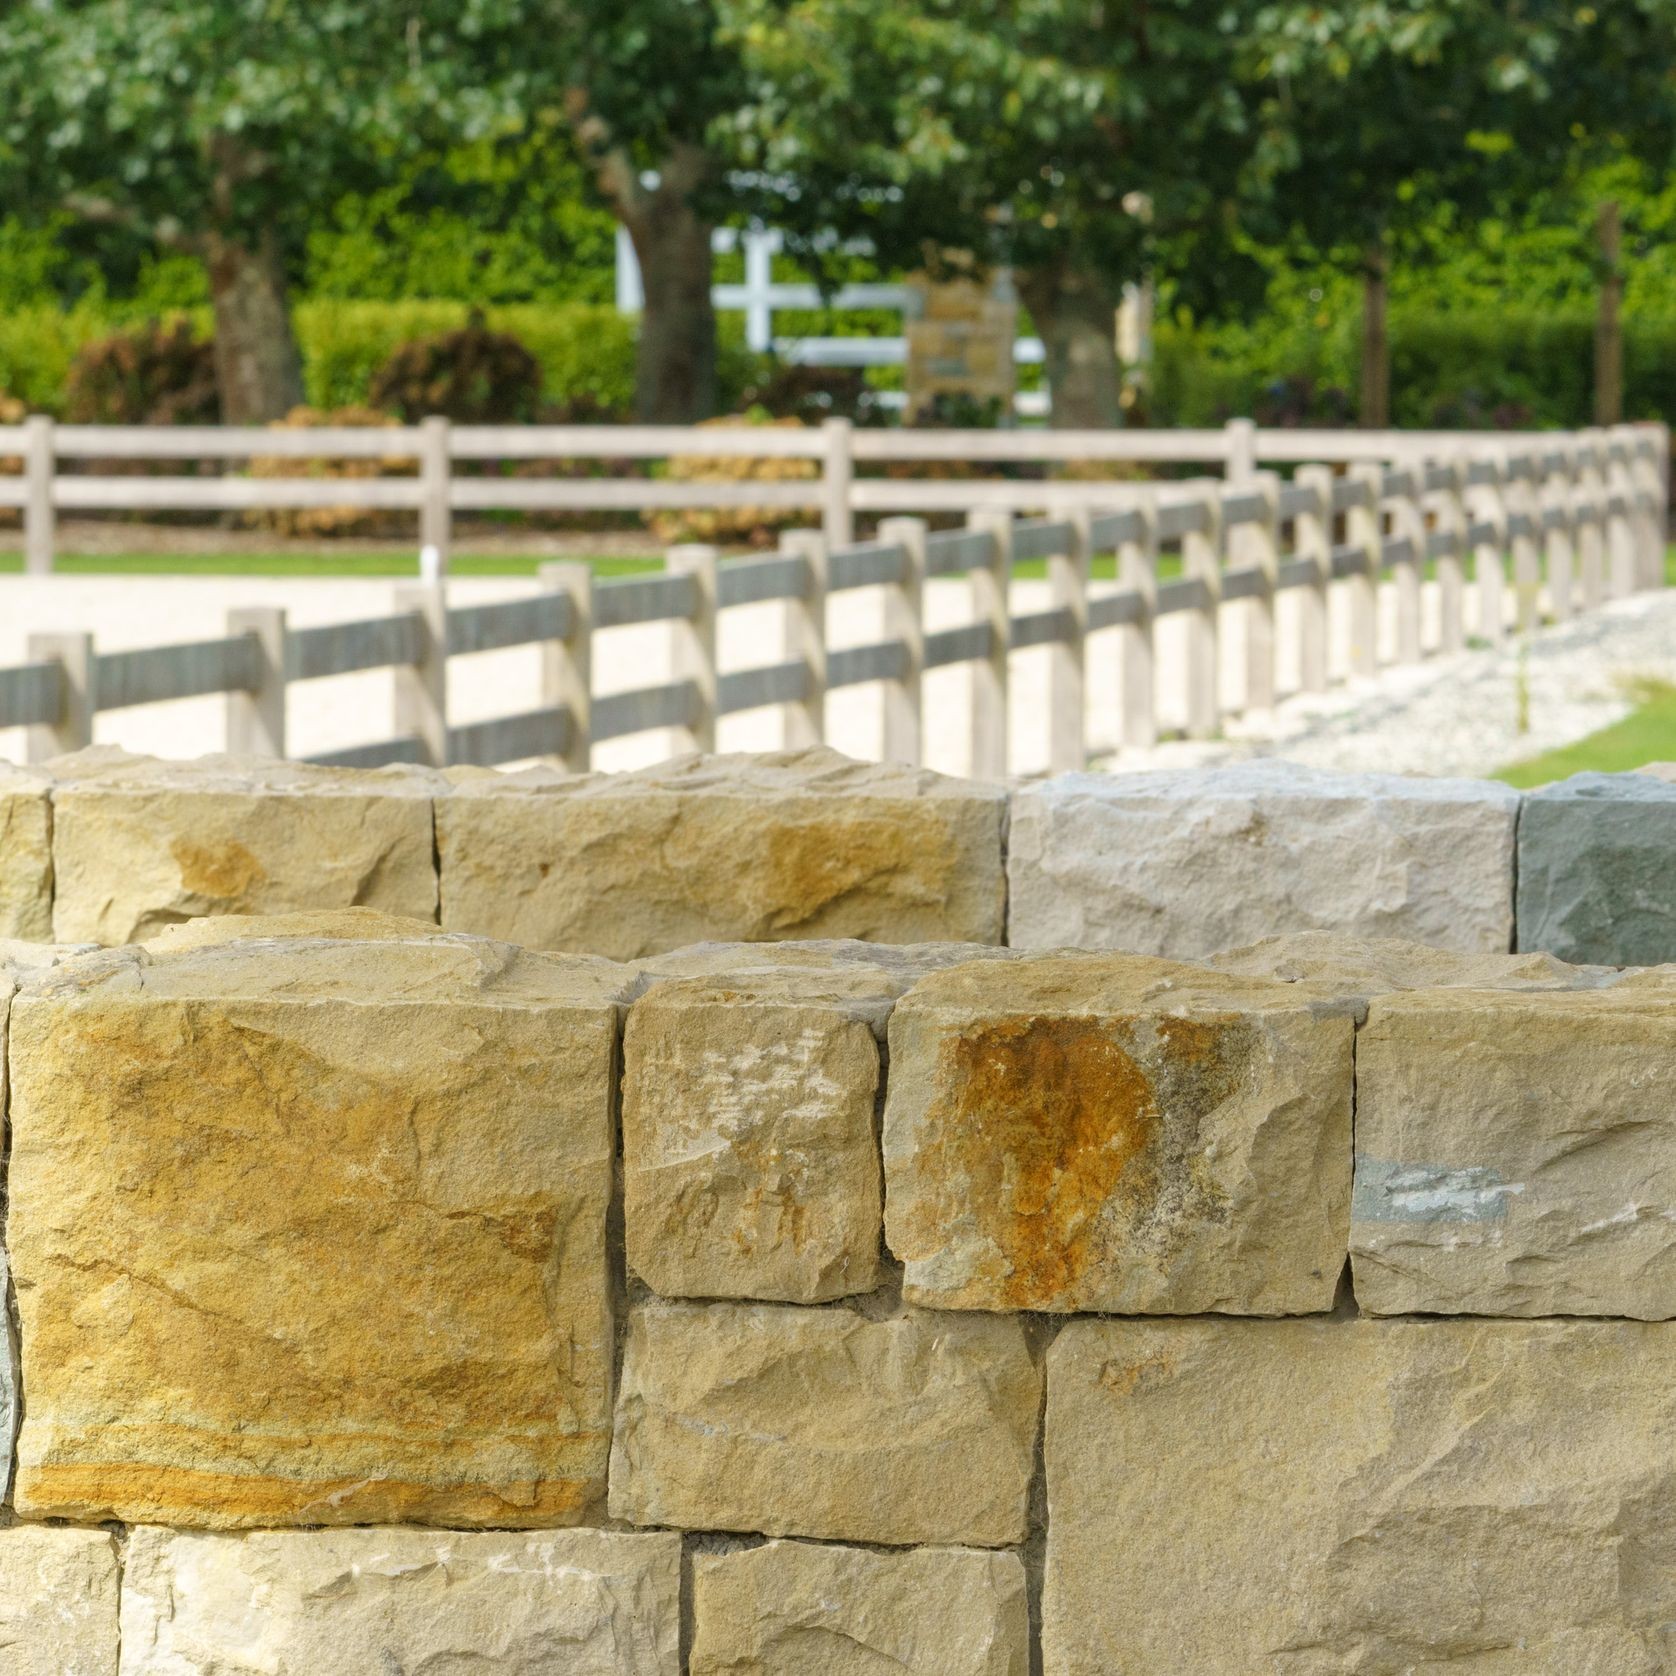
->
1353;980;1676;1316
625;941;1013;1302
884;953;1353;1314
1516;770;1676;965
49;748;441;944
437;748;1008;957
1045;1317;1676;1674
691;1541;1028;1676
609;1301;1039;1545
0;763;52;941
8;919;632;1528
1008;761;1518;957
0;1526;120;1676
117;1526;680;1675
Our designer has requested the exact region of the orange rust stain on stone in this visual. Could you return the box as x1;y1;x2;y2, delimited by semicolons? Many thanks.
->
170;836;267;902
759;811;951;929
921;1015;1160;1308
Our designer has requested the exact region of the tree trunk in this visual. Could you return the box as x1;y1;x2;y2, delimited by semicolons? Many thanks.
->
1595;200;1624;425
1360;241;1390;429
627;193;718;423
1017;262;1124;429
205;227;305;425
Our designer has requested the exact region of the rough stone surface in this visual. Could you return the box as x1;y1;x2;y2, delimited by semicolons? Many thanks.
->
8;918;632;1528
437;748;1008;958
691;1541;1028;1676
117;1526;680;1675
0;1525;120;1675
0;763;52;941
1008;761;1519;958
1516;770;1676;965
1045;1316;1676;1674
1354;980;1676;1317
49;748;441;944
884;953;1354;1314
624;941;1013;1302
609;1301;1039;1546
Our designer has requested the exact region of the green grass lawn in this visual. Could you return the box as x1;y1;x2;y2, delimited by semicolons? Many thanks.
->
1496;678;1676;788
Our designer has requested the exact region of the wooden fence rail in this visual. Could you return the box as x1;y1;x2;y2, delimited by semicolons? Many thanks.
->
0;423;1666;776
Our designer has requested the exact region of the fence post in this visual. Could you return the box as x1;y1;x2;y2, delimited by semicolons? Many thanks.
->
539;560;594;773
419;415;452;576
968;509;1012;779
393;583;449;765
1345;463;1382;676
1606;437;1636;598
24;415;54;576
1044;509;1090;771
1627;425;1664;588
1294;464;1333;691
1577;435;1607;609
1390;465;1425;665
821;418;854;551
875;516;926;766
1474;458;1509;644
1434;459;1468;656
779;529;828;749
1544;452;1577;623
226;606;288;758
1239;472;1280;715
26;630;94;762
1510;455;1542;634
1182;492;1222;738
1225;417;1260;574
1117;491;1158;750
668;544;720;753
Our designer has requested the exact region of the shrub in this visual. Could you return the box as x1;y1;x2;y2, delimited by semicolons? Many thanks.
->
648;411;818;548
369;307;543;424
63;317;218;425
244;405;413;538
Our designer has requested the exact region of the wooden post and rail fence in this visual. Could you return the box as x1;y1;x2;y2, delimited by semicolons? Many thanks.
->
0;419;1666;776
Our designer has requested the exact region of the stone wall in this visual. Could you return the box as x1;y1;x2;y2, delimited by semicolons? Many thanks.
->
1;912;1672;1670
4;745;1675;967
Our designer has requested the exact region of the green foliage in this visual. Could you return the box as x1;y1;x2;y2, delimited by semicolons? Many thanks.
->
64;318;219;425
369;309;544;423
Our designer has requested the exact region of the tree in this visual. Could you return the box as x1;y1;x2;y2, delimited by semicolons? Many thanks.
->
0;1;511;423
1247;0;1676;425
724;1;1274;427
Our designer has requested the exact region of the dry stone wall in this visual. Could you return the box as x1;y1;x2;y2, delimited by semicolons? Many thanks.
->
2;746;1673;968
0;912;1673;1671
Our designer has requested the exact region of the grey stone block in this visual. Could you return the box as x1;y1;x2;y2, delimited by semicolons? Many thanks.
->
1516;772;1676;965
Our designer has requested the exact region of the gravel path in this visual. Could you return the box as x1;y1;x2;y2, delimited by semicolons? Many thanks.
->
1110;589;1676;780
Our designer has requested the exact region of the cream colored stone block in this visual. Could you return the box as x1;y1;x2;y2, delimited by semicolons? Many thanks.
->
437;748;1008;957
0;1526;119;1676
1045;1317;1676;1674
117;1526;680;1674
1354;980;1676;1316
609;1301;1039;1546
8;919;631;1528
0;763;52;941
691;1540;1028;1676
884;953;1353;1314
49;748;440;943
625;941;1013;1302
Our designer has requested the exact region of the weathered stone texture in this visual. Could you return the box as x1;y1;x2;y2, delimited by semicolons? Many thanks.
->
884;953;1353;1314
8;919;632;1528
691;1541;1029;1676
1045;1317;1676;1674
49;748;440;944
0;1526;119;1676
609;1301;1039;1545
118;1526;680;1675
437;748;1008;957
1354;980;1676;1317
0;763;52;941
625;941;1013;1302
1008;761;1519;958
1516;770;1676;965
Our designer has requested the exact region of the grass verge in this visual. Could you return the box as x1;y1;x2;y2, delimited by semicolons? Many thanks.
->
1495;677;1676;787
